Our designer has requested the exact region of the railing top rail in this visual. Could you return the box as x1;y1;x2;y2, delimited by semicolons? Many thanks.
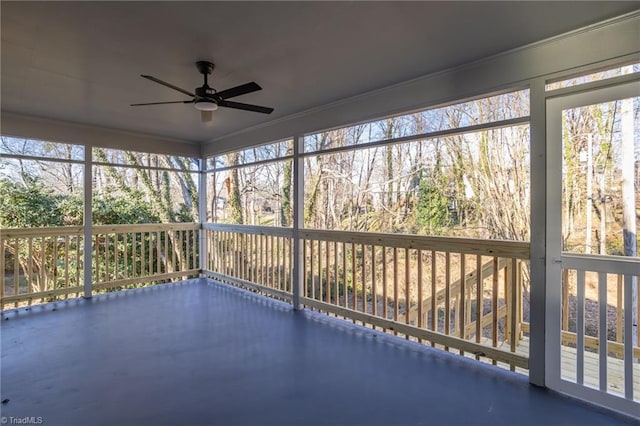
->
301;229;530;259
204;223;294;237
204;224;530;259
562;252;640;275
1;223;200;239
93;223;199;233
1;226;84;238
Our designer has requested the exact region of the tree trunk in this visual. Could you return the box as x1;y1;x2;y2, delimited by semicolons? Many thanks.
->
227;153;243;224
281;153;293;227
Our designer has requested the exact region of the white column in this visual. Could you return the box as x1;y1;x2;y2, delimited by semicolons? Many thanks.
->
529;78;546;386
83;145;93;298
199;158;208;275
292;135;304;310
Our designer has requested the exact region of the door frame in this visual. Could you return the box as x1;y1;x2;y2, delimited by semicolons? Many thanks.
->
545;78;640;416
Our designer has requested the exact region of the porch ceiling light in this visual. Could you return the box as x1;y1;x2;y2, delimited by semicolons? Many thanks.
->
194;100;218;111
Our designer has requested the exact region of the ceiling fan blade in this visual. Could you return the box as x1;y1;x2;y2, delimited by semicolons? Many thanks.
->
214;82;262;100
130;100;193;106
141;75;195;97
218;100;273;114
201;110;213;122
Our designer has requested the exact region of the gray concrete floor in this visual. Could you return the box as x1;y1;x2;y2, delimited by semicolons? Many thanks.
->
0;279;636;426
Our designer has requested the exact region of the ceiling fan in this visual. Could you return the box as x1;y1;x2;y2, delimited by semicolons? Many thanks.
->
131;61;274;122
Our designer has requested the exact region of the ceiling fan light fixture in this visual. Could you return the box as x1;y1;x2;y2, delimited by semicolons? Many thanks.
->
194;100;218;111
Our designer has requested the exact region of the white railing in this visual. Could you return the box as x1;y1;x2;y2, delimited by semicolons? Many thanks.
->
204;223;293;301
204;224;531;370
558;252;639;404
1;223;199;309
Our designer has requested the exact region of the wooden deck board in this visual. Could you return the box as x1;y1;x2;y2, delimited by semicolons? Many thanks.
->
483;336;640;400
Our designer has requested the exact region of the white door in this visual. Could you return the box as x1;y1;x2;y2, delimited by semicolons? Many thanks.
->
546;79;640;417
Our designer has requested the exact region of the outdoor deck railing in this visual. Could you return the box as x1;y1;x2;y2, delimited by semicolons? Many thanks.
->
204;224;531;371
1;223;199;308
5;222;638;390
557;253;640;401
204;223;293;301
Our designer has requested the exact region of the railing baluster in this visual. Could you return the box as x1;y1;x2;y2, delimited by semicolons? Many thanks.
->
351;242;356;316
112;233;118;280
288;236;293;292
342;242;347;309
213;230;218;273
302;239;308;297
334;241;339;306
382;247;388;323
76;234;82;296
164;230;169;275
40;237;46;293
372;245;377;320
13;239;20;298
124;232;129;278
237;232;242;280
509;258;518;369
261;233;264;284
245;232;250;281
235;231;240;280
259;232;263;285
562;269;569;332
326;240;331;305
133;232;138;277
616;274;623;344
577;269;585;385
192;229;197;271
249;233;254;283
278;236;283;290
476;255;482;360
209;230;214;272
106;233;111;282
431;250;436;344
459;253;466;355
417;249;423;342
492;257;499;365
64;235;70;296
228;232;233;278
598;271;607;392
270;235;275;288
310;239;316;301
28;238;33;295
156;231;161;275
318;239;323;302
393;247;398;334
362;244;367;315
140;232;146;276
444;252;450;350
147;231;155;276
51;235;58;293
222;231;227;277
405;247;410;338
623;272;633;400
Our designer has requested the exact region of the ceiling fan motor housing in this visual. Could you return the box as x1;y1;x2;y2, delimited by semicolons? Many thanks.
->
194;85;218;110
195;86;217;99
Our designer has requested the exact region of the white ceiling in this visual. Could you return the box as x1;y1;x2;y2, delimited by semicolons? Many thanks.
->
2;1;639;146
